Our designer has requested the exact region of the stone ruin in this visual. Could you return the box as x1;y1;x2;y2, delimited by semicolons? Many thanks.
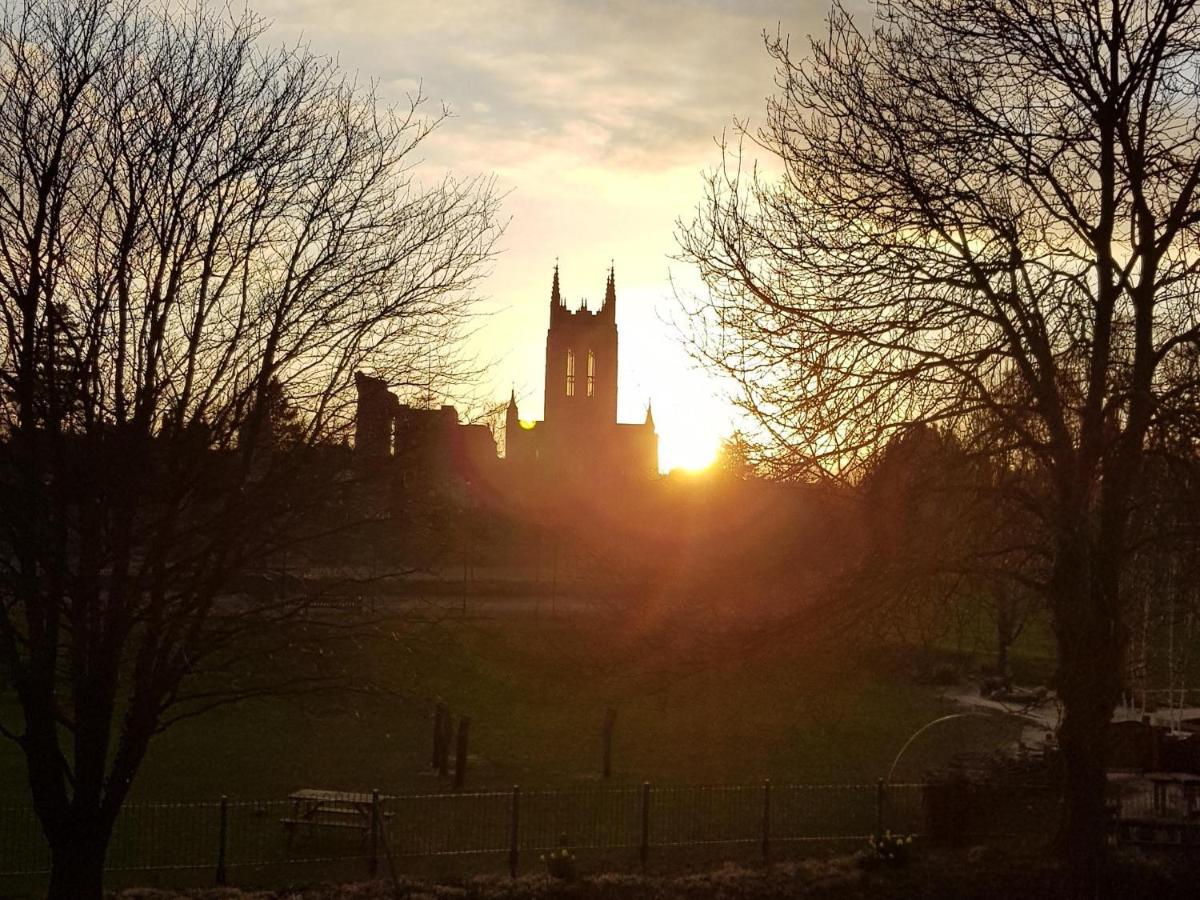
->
354;371;402;457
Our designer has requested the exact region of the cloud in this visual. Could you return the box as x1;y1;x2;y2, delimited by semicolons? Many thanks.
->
257;0;797;171
253;0;830;431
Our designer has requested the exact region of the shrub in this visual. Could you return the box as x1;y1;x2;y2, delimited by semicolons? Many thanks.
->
861;830;914;869
539;834;576;882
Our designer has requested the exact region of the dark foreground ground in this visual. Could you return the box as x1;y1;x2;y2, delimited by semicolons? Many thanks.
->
111;847;1200;900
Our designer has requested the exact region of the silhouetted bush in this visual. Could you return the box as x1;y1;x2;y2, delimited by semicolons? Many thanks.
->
111;847;1200;899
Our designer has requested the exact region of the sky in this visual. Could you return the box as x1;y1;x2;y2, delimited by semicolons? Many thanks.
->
256;0;834;471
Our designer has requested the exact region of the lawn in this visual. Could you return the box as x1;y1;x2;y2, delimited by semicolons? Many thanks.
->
0;602;1040;806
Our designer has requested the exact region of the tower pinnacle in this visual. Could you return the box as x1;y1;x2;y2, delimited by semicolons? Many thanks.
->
551;262;562;307
602;264;616;316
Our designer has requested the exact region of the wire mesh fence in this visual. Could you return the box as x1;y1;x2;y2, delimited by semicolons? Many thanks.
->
384;790;512;857
773;783;875;844
0;804;50;877
108;801;224;872
0;780;1059;890
517;786;642;852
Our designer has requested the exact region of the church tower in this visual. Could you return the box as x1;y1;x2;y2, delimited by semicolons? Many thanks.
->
504;262;656;479
543;264;619;429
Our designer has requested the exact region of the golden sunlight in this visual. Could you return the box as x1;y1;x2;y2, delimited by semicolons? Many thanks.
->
657;418;723;473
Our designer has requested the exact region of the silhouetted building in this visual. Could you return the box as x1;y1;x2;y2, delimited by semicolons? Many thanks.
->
351;264;656;495
352;371;496;482
354;372;402;458
505;265;657;480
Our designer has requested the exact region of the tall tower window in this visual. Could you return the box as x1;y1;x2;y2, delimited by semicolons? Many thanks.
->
566;349;575;396
587;351;596;397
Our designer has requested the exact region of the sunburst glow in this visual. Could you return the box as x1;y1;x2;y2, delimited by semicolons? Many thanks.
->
658;423;722;472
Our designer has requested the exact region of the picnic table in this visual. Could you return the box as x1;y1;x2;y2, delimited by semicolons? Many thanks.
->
281;789;389;849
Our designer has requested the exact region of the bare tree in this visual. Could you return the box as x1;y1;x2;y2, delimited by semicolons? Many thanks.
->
0;1;501;897
678;0;1200;887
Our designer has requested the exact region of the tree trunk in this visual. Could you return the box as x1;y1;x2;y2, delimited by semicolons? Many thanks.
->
47;825;110;900
1052;544;1125;898
1056;681;1114;897
996;637;1010;685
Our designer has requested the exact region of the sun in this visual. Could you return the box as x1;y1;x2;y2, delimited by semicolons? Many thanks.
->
657;418;723;473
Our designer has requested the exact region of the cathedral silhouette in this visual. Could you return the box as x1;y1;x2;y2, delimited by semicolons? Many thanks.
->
505;265;658;480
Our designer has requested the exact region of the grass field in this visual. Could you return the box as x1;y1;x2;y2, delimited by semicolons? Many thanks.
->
0;598;1053;806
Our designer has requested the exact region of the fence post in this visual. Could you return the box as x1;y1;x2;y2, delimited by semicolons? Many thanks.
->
433;702;447;768
639;781;651;872
876;778;886;839
369;788;381;878
509;784;521;878
438;711;451;777
761;779;771;865
602;708;617;779
215;795;228;886
454;717;471;789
